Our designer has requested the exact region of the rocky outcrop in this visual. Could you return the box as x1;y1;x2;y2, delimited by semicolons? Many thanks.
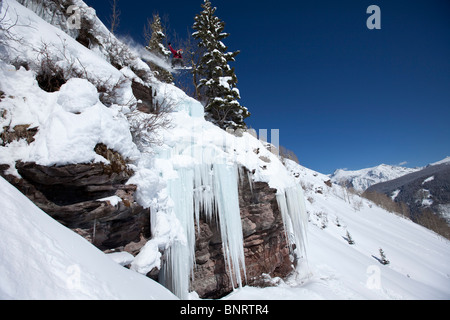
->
190;168;293;299
0;145;150;254
131;80;154;113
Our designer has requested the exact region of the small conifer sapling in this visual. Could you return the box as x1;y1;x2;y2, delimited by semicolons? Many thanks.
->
379;248;390;265
346;230;355;245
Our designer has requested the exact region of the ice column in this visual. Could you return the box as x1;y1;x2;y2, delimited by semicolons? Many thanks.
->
159;167;195;300
212;163;246;289
276;185;308;260
160;156;246;298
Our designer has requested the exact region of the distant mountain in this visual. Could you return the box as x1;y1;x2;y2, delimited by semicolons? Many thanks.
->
330;164;421;193
364;159;450;224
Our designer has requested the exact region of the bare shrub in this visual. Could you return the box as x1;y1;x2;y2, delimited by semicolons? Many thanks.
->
279;145;299;164
34;41;68;92
109;0;121;34
313;211;328;229
352;197;364;212
0;4;24;44
1;124;38;146
32;37;130;107
126;95;173;151
300;180;313;192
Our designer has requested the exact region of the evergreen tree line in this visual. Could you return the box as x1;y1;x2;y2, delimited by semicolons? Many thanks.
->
144;0;250;129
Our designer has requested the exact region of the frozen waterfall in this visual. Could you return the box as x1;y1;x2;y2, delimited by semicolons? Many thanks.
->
138;97;308;299
276;185;308;261
158;156;246;299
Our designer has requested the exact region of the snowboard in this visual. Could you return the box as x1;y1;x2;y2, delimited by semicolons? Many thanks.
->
172;66;192;70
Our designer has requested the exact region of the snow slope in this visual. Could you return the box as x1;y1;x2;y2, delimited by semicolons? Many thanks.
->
224;160;450;300
330;164;421;193
0;176;176;299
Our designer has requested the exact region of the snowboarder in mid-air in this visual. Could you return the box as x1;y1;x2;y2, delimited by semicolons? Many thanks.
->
168;43;184;68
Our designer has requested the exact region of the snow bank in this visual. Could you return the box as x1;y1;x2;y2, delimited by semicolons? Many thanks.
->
0;176;176;299
0;0;142;170
0;62;139;168
57;78;99;113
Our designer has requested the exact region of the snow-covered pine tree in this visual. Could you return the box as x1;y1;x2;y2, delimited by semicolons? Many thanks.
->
145;13;173;83
346;230;355;245
379;248;390;265
192;0;250;129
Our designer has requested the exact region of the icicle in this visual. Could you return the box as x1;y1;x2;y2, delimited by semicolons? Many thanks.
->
237;166;255;199
92;218;97;243
247;169;254;196
159;150;247;298
193;163;216;230
213;163;246;288
276;185;308;261
159;242;190;300
160;167;196;299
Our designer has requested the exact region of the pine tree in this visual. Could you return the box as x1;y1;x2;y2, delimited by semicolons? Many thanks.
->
346;230;355;245
145;14;174;83
379;248;390;265
192;0;250;129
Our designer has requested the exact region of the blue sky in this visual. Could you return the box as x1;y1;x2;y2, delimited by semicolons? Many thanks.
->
84;0;450;174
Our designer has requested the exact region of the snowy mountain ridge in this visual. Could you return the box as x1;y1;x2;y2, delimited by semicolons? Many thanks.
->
0;0;449;300
330;163;422;193
330;157;450;193
429;156;450;167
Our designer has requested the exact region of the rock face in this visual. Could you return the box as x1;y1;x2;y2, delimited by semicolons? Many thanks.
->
131;80;154;113
190;168;293;299
0;145;150;254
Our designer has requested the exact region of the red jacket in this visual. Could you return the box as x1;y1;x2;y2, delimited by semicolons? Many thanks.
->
169;44;182;59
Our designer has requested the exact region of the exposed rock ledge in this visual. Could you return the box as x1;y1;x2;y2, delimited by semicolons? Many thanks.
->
1;157;150;254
